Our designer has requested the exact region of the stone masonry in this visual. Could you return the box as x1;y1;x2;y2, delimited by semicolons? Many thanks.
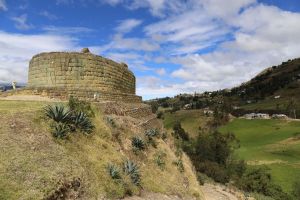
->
25;48;142;103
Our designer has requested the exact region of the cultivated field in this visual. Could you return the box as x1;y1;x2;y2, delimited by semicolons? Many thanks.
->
163;110;300;194
219;119;300;193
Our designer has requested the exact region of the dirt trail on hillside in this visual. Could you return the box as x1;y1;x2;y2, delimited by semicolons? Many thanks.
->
201;184;251;200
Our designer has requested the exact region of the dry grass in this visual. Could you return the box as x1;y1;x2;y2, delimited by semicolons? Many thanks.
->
0;100;204;199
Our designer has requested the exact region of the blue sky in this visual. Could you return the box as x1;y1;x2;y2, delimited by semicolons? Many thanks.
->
1;0;300;99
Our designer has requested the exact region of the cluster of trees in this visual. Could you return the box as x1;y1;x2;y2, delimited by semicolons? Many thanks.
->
171;108;298;200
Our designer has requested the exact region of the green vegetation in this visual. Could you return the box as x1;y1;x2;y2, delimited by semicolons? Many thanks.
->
153;151;167;170
51;123;69;139
107;164;121;180
44;98;95;138
123;160;141;186
44;104;72;123
0;100;204;199
163;109;210;138
219;119;300;194
131;136;145;152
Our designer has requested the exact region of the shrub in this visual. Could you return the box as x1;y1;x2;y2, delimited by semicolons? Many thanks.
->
44;104;72;123
157;111;164;119
51;123;70;139
172;121;189;141
172;159;184;173
197;161;229;183
154;151;167;170
237;167;291;200
145;129;159;138
107;163;121;180
71;111;94;134
131;137;145;152
123;160;141;186
292;181;300;199
145;129;159;148
68;96;94;117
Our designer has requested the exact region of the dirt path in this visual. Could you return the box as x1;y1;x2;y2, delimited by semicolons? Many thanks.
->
201;184;250;200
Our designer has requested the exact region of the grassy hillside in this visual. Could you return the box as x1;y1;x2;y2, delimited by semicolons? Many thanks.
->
0;100;203;199
163;109;211;138
219;119;300;193
163;109;300;195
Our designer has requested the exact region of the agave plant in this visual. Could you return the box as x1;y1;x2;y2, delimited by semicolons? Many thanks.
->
51;123;70;139
131;136;145;152
44;104;72;123
71;111;95;134
107;163;121;180
123;160;141;186
145;129;159;138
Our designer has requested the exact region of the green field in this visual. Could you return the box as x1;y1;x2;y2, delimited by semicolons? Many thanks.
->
163;110;300;194
219;119;300;193
163;109;210;138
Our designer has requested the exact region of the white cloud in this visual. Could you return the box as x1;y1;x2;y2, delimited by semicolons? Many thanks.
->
100;34;159;52
0;31;78;83
115;18;142;33
0;0;7;11
42;26;94;35
11;14;34;30
39;11;59;20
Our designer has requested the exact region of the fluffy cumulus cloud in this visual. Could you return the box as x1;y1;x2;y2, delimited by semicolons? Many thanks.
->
3;0;300;99
100;0;300;98
0;31;78;83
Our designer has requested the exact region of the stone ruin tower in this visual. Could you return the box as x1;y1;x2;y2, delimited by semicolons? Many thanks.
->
27;48;142;102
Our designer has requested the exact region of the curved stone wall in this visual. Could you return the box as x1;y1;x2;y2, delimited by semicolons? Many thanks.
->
28;52;136;94
26;50;141;102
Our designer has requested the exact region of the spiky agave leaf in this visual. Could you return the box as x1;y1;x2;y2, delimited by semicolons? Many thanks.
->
51;123;70;139
107;163;121;180
145;129;159;138
44;104;72;123
71;111;94;134
123;160;141;186
131;136;145;151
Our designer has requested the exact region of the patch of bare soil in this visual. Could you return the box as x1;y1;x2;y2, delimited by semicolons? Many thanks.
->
201;184;252;200
247;159;287;165
123;191;196;200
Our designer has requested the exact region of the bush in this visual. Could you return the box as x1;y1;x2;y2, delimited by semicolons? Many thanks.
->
71;111;94;134
292;181;300;199
45;101;95;138
172;159;184;173
51;123;70;139
145;129;159;138
68;96;94;117
154;151;167;170
44;104;72;123
197;161;229;183
131;137;145;152
157;111;164;119
107;163;121;180
238;167;291;200
172;121;189;141
123;160;141;186
145;129;159;148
